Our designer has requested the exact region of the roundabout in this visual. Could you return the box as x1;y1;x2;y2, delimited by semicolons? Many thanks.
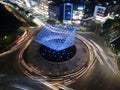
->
23;38;89;77
1;1;120;90
17;27;95;86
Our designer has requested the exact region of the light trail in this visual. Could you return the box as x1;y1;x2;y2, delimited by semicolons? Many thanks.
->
58;85;74;90
76;34;104;65
93;49;104;65
0;29;29;57
35;79;59;90
76;34;118;75
90;40;117;75
18;33;92;88
0;74;6;77
10;83;34;90
90;40;104;52
18;39;59;90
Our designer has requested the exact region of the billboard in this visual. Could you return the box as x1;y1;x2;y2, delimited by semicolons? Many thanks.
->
94;5;106;17
94;5;108;22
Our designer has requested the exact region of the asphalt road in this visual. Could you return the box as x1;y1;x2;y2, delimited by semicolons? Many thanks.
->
0;26;120;90
69;32;120;90
0;27;52;90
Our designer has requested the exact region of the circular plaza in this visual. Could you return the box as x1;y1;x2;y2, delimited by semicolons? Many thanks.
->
17;24;94;83
23;38;89;77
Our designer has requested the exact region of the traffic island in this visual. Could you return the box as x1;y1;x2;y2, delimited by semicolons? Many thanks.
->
19;38;89;78
17;25;94;85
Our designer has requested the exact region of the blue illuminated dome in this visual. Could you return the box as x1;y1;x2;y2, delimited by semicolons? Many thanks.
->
35;24;76;51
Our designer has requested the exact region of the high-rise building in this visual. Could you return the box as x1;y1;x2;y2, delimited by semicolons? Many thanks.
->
48;2;60;19
63;3;73;23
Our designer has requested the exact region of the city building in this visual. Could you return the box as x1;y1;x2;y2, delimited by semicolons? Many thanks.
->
63;3;73;23
93;1;120;22
39;1;49;18
72;4;84;25
48;2;60;20
93;5;109;22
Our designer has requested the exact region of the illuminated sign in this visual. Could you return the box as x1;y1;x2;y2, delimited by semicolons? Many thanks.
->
63;3;73;21
94;5;108;22
94;6;106;17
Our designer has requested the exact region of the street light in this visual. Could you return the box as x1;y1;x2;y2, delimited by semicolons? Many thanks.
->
106;2;109;6
77;7;83;11
113;1;117;4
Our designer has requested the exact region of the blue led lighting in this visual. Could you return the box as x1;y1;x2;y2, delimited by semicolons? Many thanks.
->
34;24;76;51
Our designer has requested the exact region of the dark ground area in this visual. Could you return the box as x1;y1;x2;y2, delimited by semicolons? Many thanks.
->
0;3;23;51
0;3;22;35
39;45;76;62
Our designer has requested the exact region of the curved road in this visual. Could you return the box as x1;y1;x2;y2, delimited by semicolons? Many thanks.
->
69;32;120;90
0;25;120;90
